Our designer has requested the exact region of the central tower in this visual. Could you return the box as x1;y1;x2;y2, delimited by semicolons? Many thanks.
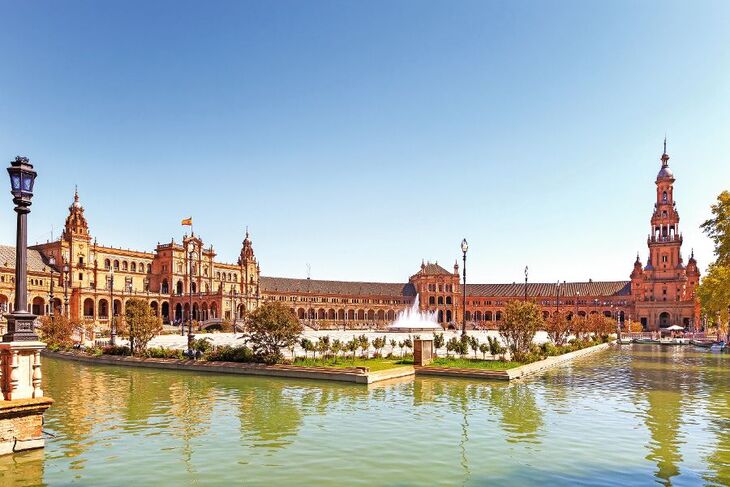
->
630;140;700;330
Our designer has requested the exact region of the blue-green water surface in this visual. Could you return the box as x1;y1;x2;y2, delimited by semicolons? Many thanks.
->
0;345;728;486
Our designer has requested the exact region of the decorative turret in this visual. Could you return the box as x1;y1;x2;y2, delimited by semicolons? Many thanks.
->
62;187;91;241
454;260;459;275
238;228;256;265
631;252;643;279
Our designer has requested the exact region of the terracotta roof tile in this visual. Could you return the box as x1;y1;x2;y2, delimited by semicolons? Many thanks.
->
466;281;631;297
0;245;51;273
260;276;417;297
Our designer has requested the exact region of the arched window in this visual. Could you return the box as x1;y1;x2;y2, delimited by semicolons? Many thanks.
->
104;259;111;270
122;261;128;271
161;279;169;294
216;272;221;280
113;260;120;270
662;191;668;202
437;296;444;305
176;280;183;295
131;262;137;272
146;264;151;273
446;296;452;305
428;296;435;305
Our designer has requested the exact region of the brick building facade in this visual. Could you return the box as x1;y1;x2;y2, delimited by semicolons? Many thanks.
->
0;145;699;332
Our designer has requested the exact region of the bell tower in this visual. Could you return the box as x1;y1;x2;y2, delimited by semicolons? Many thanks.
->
238;228;260;313
648;138;682;275
632;140;699;331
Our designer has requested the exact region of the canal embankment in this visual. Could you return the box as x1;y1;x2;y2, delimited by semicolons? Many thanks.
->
44;340;613;384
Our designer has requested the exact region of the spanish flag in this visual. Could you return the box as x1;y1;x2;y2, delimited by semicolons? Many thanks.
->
181;217;193;226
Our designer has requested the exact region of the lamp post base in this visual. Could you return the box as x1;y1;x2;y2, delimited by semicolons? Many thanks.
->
2;313;39;343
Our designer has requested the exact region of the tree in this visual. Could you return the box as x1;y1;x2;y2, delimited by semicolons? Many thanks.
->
498;300;543;354
432;332;444;357
479;342;489;359
545;311;571;346
698;264;730;340
389;339;397;357
300;338;314;359
38;312;88;348
488;336;506;360
403;337;413;357
245;302;303;364
124;298;163;355
701;191;730;267
585;313;613;341
358;334;370;358
446;337;458;358
317;336;330;359
468;336;479;359
571;315;589;340
331;339;343;361
347;337;359;359
372;336;386;357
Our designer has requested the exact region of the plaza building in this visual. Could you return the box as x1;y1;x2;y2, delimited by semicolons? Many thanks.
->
0;144;699;333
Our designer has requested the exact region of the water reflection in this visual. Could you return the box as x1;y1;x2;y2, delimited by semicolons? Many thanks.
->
0;348;726;486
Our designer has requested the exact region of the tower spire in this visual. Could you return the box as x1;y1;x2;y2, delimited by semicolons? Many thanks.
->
661;135;670;166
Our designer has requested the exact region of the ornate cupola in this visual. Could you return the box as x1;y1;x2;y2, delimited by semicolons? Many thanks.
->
62;188;91;241
238;228;256;265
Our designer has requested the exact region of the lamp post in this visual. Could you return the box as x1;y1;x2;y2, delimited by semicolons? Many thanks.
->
48;255;56;320
109;266;116;346
230;288;238;336
62;262;69;319
524;266;528;302
187;245;195;356
460;238;468;337
4;156;39;342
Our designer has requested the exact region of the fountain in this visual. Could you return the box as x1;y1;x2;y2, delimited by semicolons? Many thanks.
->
387;295;443;332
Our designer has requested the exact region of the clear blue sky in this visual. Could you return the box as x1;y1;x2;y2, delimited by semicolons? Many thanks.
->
1;1;728;284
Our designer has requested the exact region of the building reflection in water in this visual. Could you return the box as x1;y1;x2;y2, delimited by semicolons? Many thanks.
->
630;346;700;485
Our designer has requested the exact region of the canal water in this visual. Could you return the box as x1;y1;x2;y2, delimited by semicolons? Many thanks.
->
0;345;727;486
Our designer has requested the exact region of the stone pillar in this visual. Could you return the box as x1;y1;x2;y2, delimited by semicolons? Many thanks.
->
413;339;433;366
0;341;45;400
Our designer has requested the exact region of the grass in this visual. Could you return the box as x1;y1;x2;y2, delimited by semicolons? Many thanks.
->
292;356;412;371
429;356;522;370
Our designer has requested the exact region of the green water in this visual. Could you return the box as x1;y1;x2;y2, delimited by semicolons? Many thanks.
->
0;345;728;486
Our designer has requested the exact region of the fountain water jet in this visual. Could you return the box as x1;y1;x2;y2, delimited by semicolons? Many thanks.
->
387;295;443;332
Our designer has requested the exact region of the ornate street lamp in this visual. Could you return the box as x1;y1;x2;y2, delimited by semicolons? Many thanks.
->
63;262;70;318
230;287;238;337
4;156;39;342
187;245;195;356
109;266;116;345
48;255;56;320
460;238;468;337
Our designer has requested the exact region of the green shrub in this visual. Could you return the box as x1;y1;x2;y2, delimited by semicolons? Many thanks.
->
144;347;185;359
205;345;255;363
103;345;131;356
191;337;213;353
85;346;103;357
